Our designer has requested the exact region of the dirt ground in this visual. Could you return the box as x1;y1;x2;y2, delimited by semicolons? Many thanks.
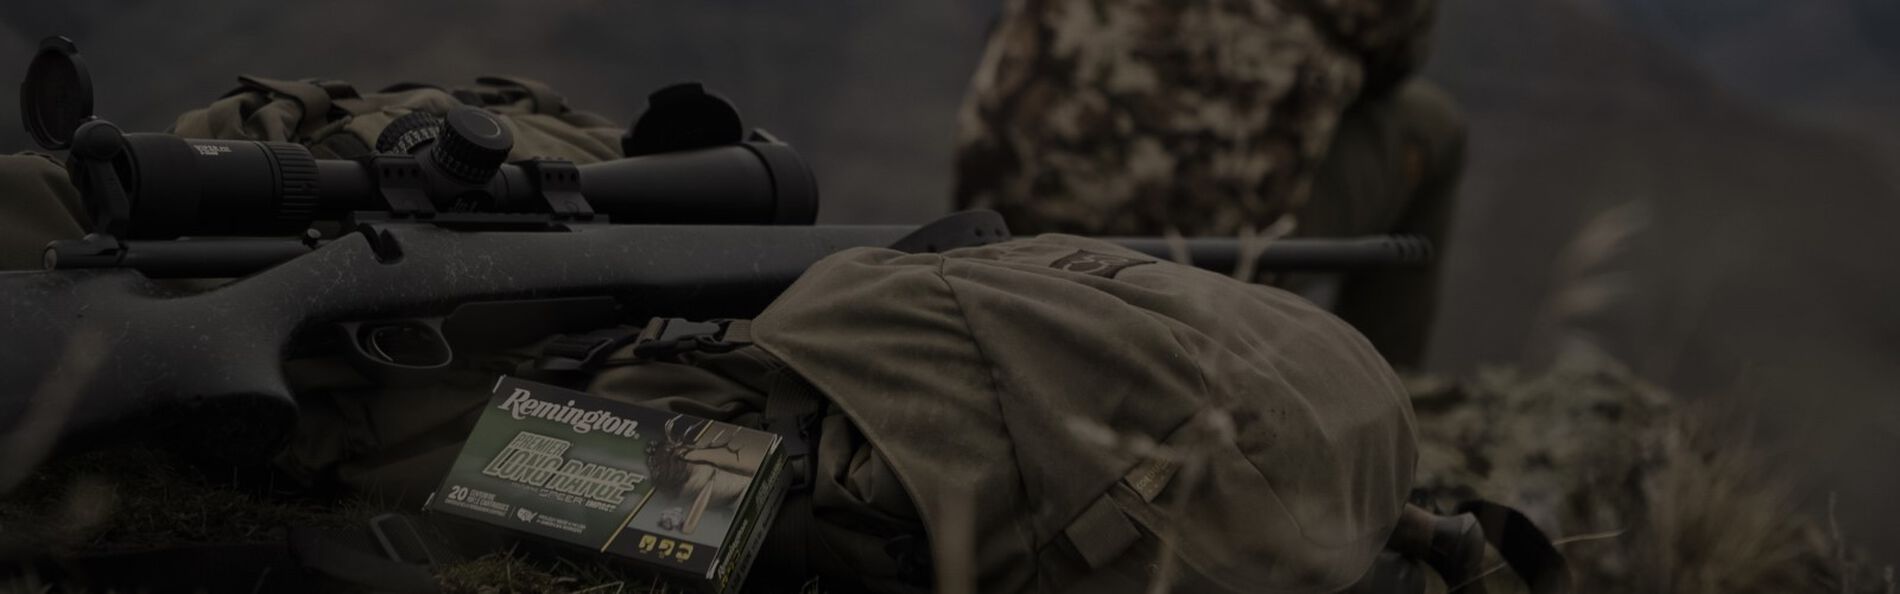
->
2;362;1891;593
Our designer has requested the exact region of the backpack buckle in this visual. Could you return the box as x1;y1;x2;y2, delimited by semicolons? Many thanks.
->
538;329;641;371
631;318;748;360
763;410;820;492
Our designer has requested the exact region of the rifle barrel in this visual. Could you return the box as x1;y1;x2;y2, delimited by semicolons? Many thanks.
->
1106;235;1433;271
56;231;1432;279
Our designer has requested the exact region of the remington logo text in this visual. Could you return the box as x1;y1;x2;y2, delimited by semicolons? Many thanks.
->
497;388;641;437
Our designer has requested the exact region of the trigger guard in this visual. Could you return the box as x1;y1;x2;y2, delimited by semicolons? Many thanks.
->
338;318;454;387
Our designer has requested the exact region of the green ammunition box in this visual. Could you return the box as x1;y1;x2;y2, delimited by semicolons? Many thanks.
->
427;376;788;594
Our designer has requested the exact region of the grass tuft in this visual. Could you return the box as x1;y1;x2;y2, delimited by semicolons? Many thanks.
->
1407;362;1893;593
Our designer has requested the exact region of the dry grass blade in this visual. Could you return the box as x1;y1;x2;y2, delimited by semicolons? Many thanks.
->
1142;410;1233;594
1551;528;1628;546
1528;201;1650;367
1445;562;1510;593
1833;492;1851;594
1445;528;1624;593
568;581;625;594
1062;409;1235;594
931;484;976;594
1162;225;1191;267
1229;214;1298;284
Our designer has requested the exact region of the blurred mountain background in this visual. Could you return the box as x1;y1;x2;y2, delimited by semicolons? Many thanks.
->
1425;0;1900;560
2;0;1895;560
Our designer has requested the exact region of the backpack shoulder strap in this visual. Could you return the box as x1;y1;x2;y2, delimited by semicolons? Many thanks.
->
476;75;567;115
1383;501;1573;594
233;75;334;139
309;78;378;117
1458;500;1572;593
761;367;822;492
538;318;820;493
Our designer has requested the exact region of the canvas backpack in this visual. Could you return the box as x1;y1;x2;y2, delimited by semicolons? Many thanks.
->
169;74;625;163
579;230;1571;594
660;232;1420;593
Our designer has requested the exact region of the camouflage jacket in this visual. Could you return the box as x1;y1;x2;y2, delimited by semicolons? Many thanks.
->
954;0;1439;236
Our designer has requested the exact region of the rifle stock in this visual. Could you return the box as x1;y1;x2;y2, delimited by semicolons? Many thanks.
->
0;224;914;477
0;221;1429;484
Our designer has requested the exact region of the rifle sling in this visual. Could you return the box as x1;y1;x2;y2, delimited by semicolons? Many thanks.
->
1457;499;1573;594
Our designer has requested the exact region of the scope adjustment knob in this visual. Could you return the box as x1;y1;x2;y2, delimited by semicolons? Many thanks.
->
432;106;513;183
374;112;443;154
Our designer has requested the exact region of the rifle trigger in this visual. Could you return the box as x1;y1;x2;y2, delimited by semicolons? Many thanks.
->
338;318;454;387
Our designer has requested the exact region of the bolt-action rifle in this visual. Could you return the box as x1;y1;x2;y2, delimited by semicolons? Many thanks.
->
0;37;1430;473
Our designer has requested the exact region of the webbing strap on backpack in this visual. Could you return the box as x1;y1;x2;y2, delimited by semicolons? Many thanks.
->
536;317;830;588
617;317;821;492
1063;494;1145;569
1381;501;1572;594
476;75;567;115
760;368;822;492
233;75;334;139
537;317;817;492
221;75;380;157
1457;500;1571;593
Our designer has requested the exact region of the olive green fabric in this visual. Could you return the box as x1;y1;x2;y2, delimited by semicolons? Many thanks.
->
275;341;781;506
0;153;87;271
170;76;624;163
747;235;1418;593
1287;78;1468;369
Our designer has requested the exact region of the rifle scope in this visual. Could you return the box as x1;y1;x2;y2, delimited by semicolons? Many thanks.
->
79;106;818;240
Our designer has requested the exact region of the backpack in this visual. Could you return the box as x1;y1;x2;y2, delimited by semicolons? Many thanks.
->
587;231;1568;594
722;233;1417;593
170;74;625;163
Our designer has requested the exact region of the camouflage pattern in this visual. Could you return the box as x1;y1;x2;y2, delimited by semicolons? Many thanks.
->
171;76;624;162
1407;360;1895;593
955;0;1438;237
1305;0;1442;95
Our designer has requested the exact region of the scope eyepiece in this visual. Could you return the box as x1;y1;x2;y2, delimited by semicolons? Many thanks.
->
87;134;324;239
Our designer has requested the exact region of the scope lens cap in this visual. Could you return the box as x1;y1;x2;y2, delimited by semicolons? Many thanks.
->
622;82;744;157
20;36;95;151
